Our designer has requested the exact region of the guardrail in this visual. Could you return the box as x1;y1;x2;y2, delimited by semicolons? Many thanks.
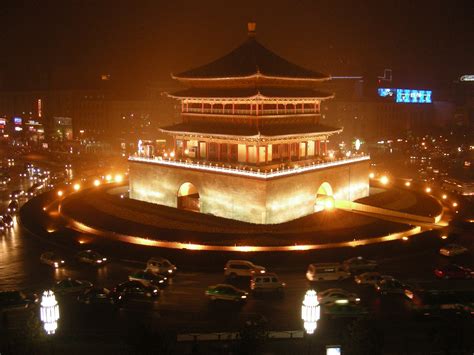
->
129;155;370;180
177;330;304;342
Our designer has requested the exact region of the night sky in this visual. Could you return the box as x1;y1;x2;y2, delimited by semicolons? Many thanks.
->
0;0;472;89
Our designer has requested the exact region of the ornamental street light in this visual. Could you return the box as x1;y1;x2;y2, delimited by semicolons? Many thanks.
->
301;289;320;335
40;290;60;335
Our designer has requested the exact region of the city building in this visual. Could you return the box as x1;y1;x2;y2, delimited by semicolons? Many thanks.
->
129;23;370;224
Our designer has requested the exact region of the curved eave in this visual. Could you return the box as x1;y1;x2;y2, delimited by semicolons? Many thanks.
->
159;128;343;139
171;73;332;83
165;92;335;100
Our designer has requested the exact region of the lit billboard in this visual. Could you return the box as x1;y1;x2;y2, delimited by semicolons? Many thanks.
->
378;88;432;104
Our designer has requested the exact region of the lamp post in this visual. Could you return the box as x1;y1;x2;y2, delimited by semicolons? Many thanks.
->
302;289;321;354
302;289;320;334
40;290;60;335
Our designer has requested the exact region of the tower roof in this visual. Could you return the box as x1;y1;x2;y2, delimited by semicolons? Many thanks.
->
173;36;330;82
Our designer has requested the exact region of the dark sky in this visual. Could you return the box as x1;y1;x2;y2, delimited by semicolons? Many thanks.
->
0;0;472;89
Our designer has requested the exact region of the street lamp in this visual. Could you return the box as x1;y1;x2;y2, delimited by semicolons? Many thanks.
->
301;289;320;334
40;290;60;335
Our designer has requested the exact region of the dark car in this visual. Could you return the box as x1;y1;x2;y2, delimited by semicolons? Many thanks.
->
434;264;472;279
77;287;113;305
52;278;93;295
342;256;377;273
2;214;14;228
0;291;36;312
9;190;24;199
7;200;19;213
76;250;108;265
111;281;160;303
128;270;168;287
408;290;472;319
374;279;407;295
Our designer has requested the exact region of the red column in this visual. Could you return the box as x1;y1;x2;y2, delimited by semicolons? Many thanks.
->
205;142;209;159
246;145;249;163
201;101;204;113
197;142;200;159
256;145;260;166
288;143;291;161
217;143;221;161
316;140;320;156
265;145;268;164
227;144;231;162
324;140;328;155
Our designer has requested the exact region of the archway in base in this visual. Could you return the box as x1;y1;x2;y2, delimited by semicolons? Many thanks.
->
314;182;335;212
177;182;200;212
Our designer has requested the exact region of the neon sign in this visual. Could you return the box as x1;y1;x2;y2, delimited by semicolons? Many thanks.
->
378;88;432;104
460;75;474;82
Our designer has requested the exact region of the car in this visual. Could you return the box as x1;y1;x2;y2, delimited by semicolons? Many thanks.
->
40;252;66;268
374;279;407;295
322;303;369;319
7;200;19;213
9;190;24;199
77;287;113;305
407;290;473;319
224;260;266;278
52;278;93;295
27;184;43;197
145;257;177;275
250;273;285;294
205;284;248;302
111;281;160;303
439;244;469;257
2;214;14;228
354;272;392;285
0;291;36;312
317;288;361;305
128;270;168;287
19;171;29;178
434;264;472;279
306;263;350;281
76;250;108;265
342;256;377;273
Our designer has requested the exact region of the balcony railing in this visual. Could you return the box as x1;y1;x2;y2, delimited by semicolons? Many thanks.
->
129;154;370;180
183;108;319;116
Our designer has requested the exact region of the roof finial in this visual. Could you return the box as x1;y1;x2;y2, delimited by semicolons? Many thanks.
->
247;22;256;37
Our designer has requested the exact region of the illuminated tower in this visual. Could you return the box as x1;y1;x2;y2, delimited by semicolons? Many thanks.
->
129;23;369;224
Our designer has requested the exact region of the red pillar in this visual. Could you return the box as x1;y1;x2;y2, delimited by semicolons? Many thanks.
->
205;142;209;160
246;145;249;163
265;145;268;164
324;140;328;155
316;140;320;156
217;143;221;161
227;144;231;162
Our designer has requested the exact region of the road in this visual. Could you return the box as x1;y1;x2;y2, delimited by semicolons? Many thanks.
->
1;152;474;353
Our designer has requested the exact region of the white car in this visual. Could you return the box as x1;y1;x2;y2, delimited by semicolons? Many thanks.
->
250;273;285;294
317;288;361;305
145;257;177;275
354;272;392;285
224;260;266;278
439;244;469;257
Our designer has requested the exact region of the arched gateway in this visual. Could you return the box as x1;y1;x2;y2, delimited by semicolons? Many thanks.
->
314;182;335;212
177;182;200;212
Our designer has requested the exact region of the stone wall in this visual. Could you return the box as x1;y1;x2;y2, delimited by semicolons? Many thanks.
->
129;159;369;224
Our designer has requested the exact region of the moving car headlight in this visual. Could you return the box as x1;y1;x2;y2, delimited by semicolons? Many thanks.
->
168;269;173;273
97;260;102;263
54;262;59;267
153;289;158;293
241;295;247;299
260;270;265;274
